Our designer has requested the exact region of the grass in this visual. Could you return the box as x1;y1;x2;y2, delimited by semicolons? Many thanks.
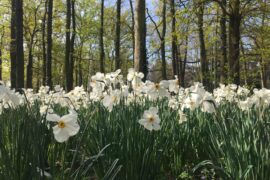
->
0;98;269;179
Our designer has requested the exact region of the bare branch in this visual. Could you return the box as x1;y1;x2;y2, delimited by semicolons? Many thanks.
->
146;8;162;40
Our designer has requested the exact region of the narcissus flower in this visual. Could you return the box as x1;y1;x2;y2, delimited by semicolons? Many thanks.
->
169;78;179;93
145;80;169;99
138;107;161;131
201;92;216;113
0;85;21;107
102;90;121;112
127;68;144;82
40;105;53;115
46;110;80;143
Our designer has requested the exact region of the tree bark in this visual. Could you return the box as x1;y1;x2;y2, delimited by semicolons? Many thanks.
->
115;0;121;70
10;0;17;88
0;31;4;81
214;0;242;85
69;0;76;89
197;1;209;88
170;0;179;79
219;0;227;84
260;0;268;88
42;0;47;86
46;0;53;88
26;42;33;88
228;0;241;85
78;43;83;86
0;47;2;81
181;34;188;87
15;0;24;88
214;10;219;88
134;0;147;79
99;0;105;73
161;0;167;80
240;41;247;86
65;0;72;91
129;0;135;63
36;55;41;89
26;7;39;89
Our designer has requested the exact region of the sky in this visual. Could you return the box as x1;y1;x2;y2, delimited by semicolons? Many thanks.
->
105;0;156;14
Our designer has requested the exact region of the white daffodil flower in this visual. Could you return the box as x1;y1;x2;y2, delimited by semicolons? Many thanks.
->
105;69;122;85
40;105;53;115
238;98;254;111
168;98;179;110
38;86;50;95
201;92;216;113
46;110;80;143
54;85;63;92
102;90;121;112
183;93;201;110
127;68;144;82
0;85;21;107
127;68;144;94
90;72;106;92
168;78;179;93
145;80;169;99
138;107;161;131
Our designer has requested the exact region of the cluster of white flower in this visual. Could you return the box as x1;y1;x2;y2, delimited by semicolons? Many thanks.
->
238;88;270;111
0;84;22;112
1;69;270;141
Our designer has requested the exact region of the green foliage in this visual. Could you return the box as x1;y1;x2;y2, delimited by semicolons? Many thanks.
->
0;99;270;179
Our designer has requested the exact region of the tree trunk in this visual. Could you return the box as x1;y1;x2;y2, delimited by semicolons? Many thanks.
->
78;44;83;86
36;55;41;90
0;32;4;81
26;7;39;89
75;58;78;86
240;41;248;86
65;0;72;91
161;0;167;80
219;0;227;84
0;31;3;81
176;44;182;81
69;0;76;89
15;0;24;88
26;42;33;88
0;47;2;81
99;0;105;73
170;0;178;77
42;0;47;86
115;0;121;70
228;0;241;85
197;1;209;88
10;0;17;88
181;35;188;87
260;0;268;88
46;0;53;88
134;0;147;79
129;0;135;63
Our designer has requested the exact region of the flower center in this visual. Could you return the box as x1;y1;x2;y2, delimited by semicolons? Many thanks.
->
148;116;155;123
112;95;117;102
58;120;66;128
92;79;96;84
155;83;160;89
190;101;195;107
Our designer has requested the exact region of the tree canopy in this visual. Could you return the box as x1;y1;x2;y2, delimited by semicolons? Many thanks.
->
0;0;269;90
